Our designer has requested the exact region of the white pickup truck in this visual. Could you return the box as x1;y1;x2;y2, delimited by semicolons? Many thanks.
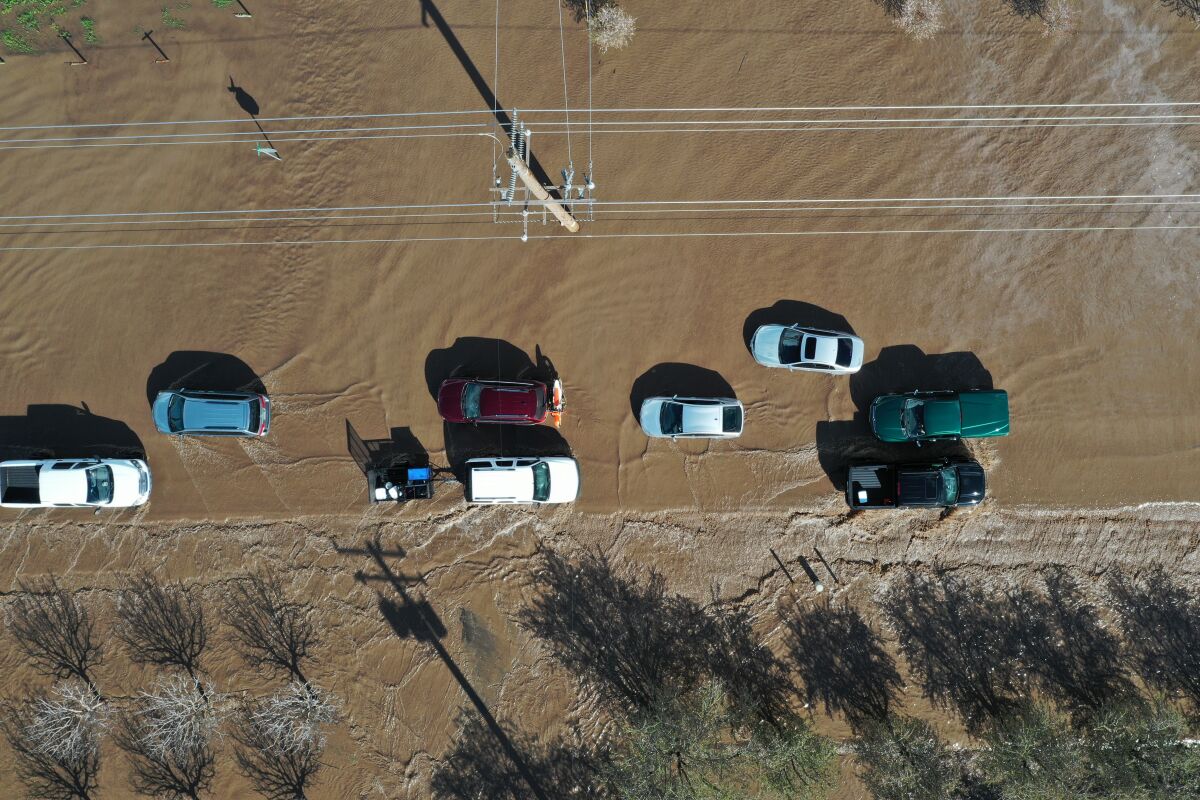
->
0;458;152;509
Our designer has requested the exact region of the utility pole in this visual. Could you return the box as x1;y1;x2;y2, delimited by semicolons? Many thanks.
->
505;147;580;233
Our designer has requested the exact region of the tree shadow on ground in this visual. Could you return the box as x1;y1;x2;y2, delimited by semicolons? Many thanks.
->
628;364;735;419
145;351;265;407
442;423;570;482
1008;569;1134;718
1108;567;1200;712
516;550;713;711
741;300;855;356
785;601;902;728
424;338;538;399
431;708;604;800
0;404;144;460
516;550;793;726
705;596;797;727
881;570;1025;731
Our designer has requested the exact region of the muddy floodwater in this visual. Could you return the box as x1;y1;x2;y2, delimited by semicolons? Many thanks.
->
0;0;1197;797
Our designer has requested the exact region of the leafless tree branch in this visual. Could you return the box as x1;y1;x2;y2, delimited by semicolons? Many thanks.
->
231;684;337;800
6;576;103;691
115;573;208;679
2;695;101;800
113;676;222;800
225;573;317;683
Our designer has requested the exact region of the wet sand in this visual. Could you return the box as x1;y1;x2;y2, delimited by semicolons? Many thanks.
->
0;0;1198;796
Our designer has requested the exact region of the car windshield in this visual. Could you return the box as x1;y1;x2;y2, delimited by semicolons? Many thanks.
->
722;405;743;433
778;329;802;363
532;462;551;502
835;338;854;367
939;467;959;505
167;395;186;432
86;466;114;504
461;384;483;419
802;336;818;361
902;398;926;437
659;402;683;435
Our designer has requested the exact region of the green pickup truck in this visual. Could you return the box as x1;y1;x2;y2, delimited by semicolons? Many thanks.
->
869;389;1009;443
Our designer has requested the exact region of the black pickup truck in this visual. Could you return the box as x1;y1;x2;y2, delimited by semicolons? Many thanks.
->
846;460;985;510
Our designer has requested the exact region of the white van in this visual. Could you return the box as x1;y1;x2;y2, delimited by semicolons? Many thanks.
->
464;456;580;504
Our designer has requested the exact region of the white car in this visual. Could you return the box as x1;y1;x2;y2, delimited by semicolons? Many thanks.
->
463;456;580;504
638;397;744;439
0;458;152;509
750;325;865;374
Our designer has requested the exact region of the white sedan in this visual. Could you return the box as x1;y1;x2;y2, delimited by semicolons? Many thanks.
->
639;397;744;439
750;325;865;374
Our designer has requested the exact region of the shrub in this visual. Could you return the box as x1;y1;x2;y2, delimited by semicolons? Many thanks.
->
589;5;635;52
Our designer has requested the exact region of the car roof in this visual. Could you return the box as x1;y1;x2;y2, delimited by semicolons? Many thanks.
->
180;395;252;431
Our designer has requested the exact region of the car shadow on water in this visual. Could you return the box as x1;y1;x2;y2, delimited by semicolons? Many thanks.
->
424;338;559;400
145;351;266;407
817;345;991;491
442;423;571;482
0;404;145;461
742;301;856;355
628;363;736;420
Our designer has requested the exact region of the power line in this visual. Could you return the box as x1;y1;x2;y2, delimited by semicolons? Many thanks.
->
3;99;1200;132
0;222;1195;254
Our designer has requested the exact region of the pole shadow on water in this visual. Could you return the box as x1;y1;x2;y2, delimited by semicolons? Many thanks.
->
340;539;550;800
418;0;559;196
228;77;274;149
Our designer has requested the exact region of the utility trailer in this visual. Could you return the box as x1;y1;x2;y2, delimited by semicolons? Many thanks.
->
367;462;436;503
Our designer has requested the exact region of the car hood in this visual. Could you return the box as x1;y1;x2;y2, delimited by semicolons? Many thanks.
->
870;395;907;441
437;380;467;421
639;398;667;435
954;461;987;505
751;325;786;366
545;458;581;503
152;392;173;433
959;391;1010;438
109;461;149;507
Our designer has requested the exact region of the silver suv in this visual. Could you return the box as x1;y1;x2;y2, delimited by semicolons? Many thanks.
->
152;389;271;437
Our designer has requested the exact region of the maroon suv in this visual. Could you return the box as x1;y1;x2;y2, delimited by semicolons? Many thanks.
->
437;379;548;424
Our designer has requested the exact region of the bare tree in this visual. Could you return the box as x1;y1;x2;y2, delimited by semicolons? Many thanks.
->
114;676;222;800
6;576;103;691
895;0;944;40
1041;0;1076;36
2;693;102;800
23;681;110;765
1160;0;1200;23
588;5;636;52
115;573;208;679
225;573;317;683
231;684;338;800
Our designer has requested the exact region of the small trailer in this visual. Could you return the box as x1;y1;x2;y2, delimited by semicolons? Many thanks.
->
367;462;436;503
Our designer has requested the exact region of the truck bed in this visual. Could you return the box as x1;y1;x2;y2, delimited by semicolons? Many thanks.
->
847;465;896;509
0;464;41;505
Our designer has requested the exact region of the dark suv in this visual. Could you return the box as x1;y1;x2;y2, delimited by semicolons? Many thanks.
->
152;389;270;437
